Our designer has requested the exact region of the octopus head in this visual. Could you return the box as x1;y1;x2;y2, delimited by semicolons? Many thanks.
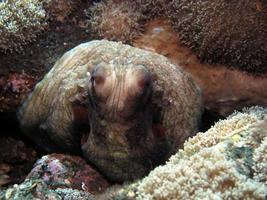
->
82;63;167;182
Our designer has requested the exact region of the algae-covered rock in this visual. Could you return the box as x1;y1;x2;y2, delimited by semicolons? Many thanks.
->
167;0;267;73
0;178;95;200
111;106;267;200
18;40;202;182
27;154;109;194
0;179;61;200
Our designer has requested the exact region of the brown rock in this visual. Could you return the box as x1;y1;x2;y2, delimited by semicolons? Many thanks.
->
0;137;37;186
0;72;38;112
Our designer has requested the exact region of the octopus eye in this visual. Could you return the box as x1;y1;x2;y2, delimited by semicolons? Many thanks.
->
91;75;105;87
137;72;152;91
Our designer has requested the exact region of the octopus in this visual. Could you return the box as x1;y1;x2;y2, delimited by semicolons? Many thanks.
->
17;40;203;182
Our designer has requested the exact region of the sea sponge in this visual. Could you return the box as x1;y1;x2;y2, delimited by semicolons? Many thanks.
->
167;0;267;73
0;0;49;53
87;0;144;43
112;107;267;199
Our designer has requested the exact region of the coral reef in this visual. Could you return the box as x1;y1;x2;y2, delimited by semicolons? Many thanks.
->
87;0;144;43
0;0;48;52
134;18;267;117
87;0;168;43
167;0;267;73
43;0;76;22
110;107;267;200
135;0;168;19
18;40;202;182
0;0;86;53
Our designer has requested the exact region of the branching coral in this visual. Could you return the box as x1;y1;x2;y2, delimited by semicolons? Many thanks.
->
0;0;49;52
112;107;267;200
167;0;267;73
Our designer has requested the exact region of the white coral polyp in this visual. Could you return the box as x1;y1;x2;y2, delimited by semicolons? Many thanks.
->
134;107;267;200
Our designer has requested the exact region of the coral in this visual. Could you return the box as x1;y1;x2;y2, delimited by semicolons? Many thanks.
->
253;126;267;184
133;18;267;117
112;107;267;200
0;0;49;52
87;0;144;43
167;0;267;73
43;0;82;22
87;0;169;43
0;0;82;52
18;40;202;182
180;106;267;158
135;0;168;19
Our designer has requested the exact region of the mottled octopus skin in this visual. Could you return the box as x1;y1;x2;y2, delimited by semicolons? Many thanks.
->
18;40;202;182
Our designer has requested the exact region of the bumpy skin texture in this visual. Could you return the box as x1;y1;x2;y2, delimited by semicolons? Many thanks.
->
112;107;267;200
18;40;202;182
167;0;267;73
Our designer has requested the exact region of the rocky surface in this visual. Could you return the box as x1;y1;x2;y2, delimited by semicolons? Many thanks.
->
0;179;95;200
0;153;110;200
0;137;37;187
27;154;110;194
134;18;267;117
0;72;39;112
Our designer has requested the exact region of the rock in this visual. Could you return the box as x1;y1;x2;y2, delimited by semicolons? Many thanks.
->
0;72;38;112
18;40;202;182
0;137;37;186
27;154;110;194
109;106;267;200
0;179;95;200
134;18;267;117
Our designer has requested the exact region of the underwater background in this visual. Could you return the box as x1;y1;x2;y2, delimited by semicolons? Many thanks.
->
0;0;266;199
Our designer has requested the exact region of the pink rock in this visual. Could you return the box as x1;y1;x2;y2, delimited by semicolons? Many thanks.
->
27;154;110;194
